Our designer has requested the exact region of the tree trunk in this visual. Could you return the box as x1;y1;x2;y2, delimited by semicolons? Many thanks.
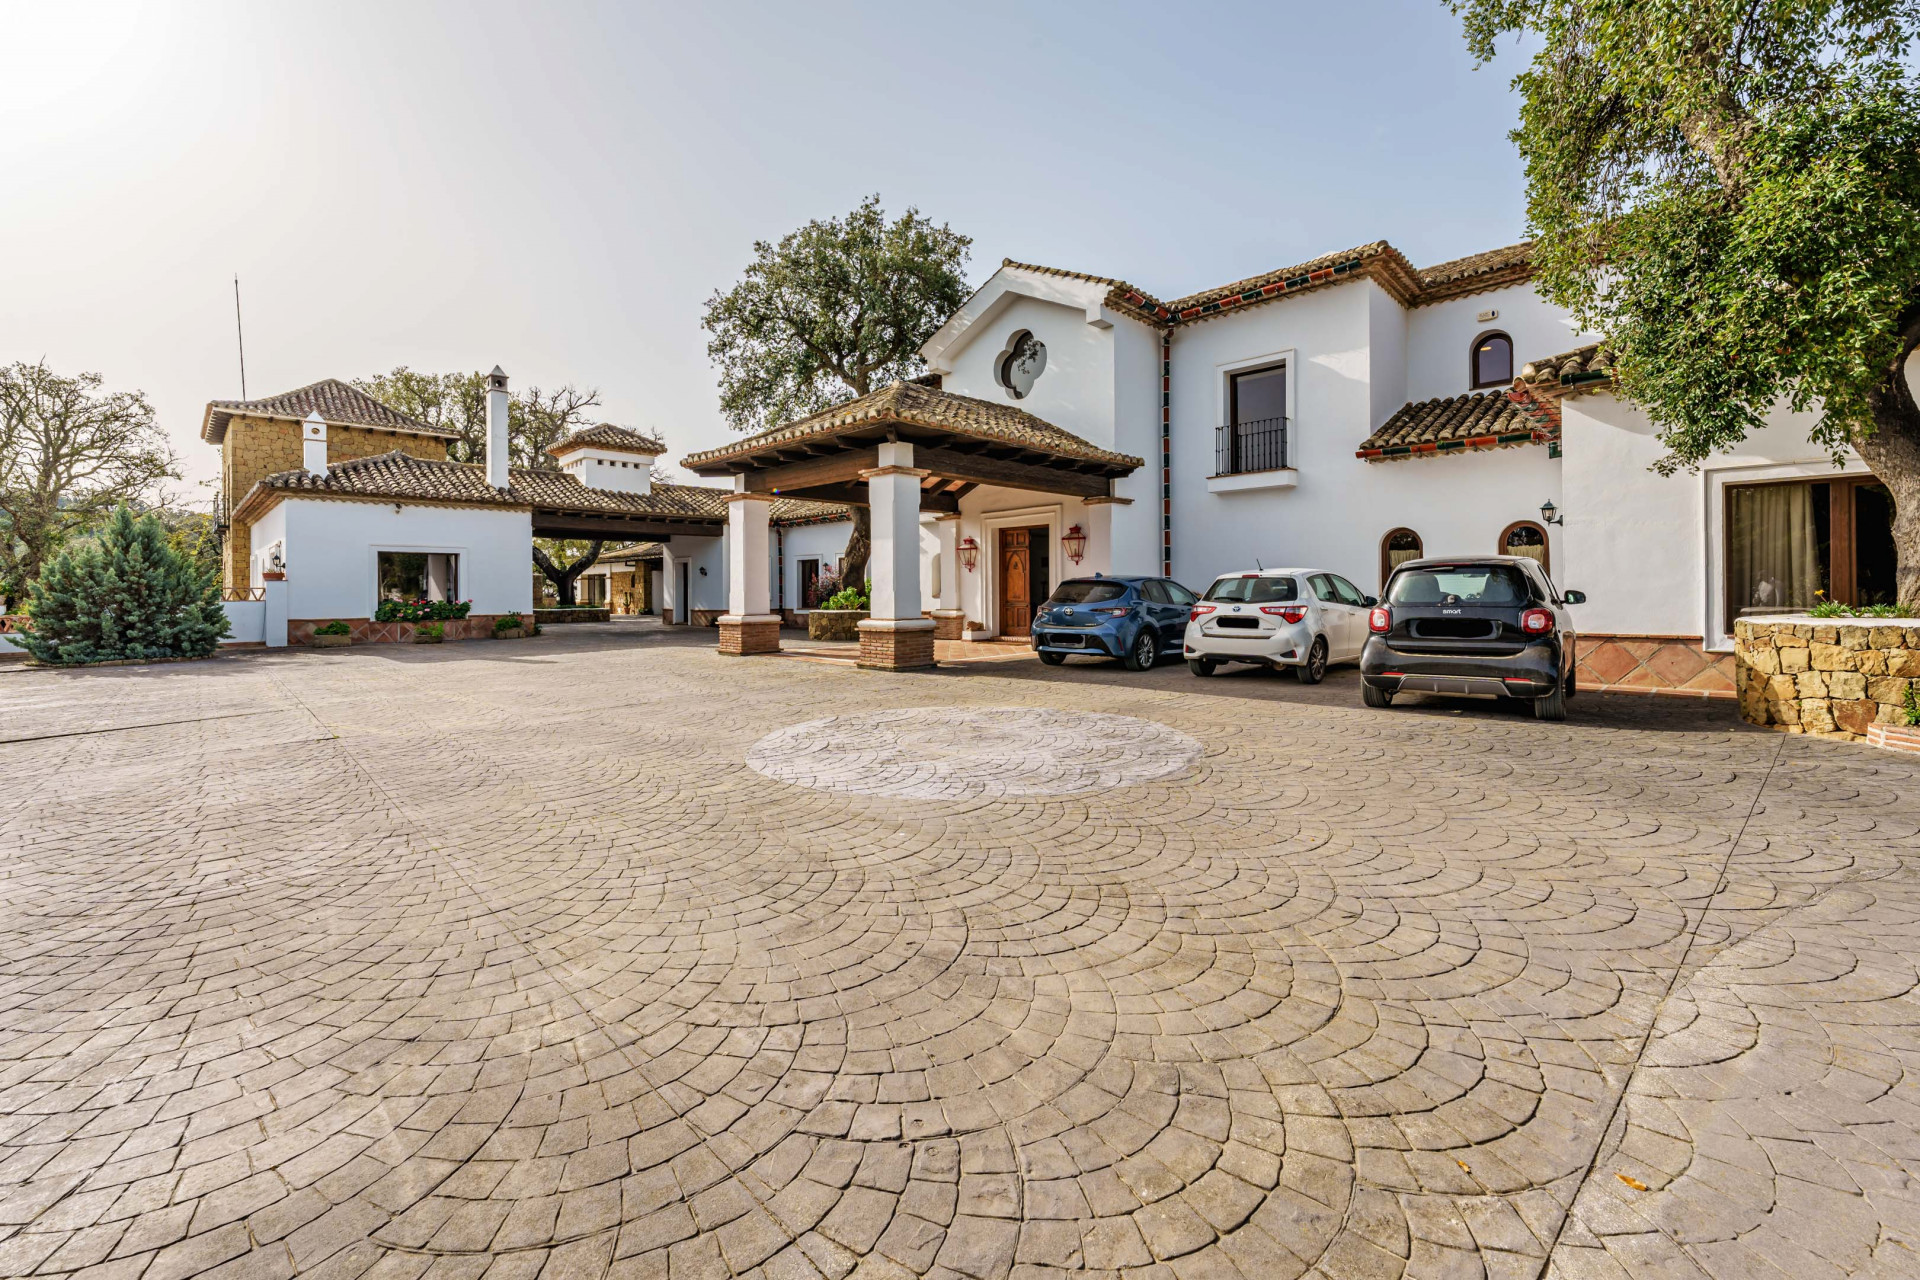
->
841;507;872;590
1856;315;1920;606
531;541;605;609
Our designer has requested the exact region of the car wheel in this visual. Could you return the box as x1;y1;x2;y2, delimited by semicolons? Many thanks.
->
1362;682;1393;708
1534;680;1568;721
1038;651;1066;666
1296;637;1328;684
1124;631;1159;671
1188;657;1216;677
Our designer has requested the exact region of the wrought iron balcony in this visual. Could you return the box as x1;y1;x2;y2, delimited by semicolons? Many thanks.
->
1215;416;1288;476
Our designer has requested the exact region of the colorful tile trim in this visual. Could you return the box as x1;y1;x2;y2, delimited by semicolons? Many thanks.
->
1174;259;1366;322
1161;331;1172;575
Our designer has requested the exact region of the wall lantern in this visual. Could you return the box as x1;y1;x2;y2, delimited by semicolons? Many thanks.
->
1061;524;1088;565
1540;500;1564;526
958;536;980;573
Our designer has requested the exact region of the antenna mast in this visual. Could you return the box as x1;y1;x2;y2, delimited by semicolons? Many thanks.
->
233;275;248;399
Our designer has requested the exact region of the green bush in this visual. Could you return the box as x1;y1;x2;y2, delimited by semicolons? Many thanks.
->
1809;596;1913;619
820;580;871;610
23;506;229;665
375;598;471;623
415;621;445;641
314;620;351;637
492;613;523;634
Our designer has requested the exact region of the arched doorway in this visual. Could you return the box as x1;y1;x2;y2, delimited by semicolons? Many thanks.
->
1380;528;1423;589
1499;520;1550;572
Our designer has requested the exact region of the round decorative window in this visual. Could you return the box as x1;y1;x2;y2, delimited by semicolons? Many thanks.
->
997;330;1047;400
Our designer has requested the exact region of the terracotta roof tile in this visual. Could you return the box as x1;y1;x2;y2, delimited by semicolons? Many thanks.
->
1416;242;1534;299
1518;342;1613;397
235;450;732;521
1355;392;1552;461
549;423;669;457
1000;259;1174;323
682;380;1144;473
201;379;457;445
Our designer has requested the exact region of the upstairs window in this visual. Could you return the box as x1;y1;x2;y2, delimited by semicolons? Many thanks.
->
1217;364;1288;475
1470;331;1513;389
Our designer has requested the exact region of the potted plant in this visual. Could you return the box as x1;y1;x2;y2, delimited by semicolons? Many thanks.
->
807;580;872;642
312;620;351;648
493;613;526;640
414;620;445;644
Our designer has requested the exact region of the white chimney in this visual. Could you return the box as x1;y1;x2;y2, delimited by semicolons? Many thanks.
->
485;365;510;489
301;412;328;473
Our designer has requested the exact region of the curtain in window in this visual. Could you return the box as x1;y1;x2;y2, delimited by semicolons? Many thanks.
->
1727;483;1821;613
1503;525;1548;567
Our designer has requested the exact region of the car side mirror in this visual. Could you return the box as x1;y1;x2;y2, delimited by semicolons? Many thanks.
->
1563;589;1587;605
1362;595;1378;607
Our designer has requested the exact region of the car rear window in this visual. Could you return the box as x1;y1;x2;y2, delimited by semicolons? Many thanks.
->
1205;576;1299;603
1049;579;1128;604
1388;565;1532;606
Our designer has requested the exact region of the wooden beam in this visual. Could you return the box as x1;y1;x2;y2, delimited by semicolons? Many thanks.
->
767;482;957;513
530;515;724;539
910;444;1115;498
744;445;880;494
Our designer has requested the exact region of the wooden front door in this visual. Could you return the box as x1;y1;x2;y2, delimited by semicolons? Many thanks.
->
1000;529;1034;633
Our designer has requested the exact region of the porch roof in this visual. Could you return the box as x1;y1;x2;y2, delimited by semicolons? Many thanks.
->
1355;391;1555;462
680;381;1142;505
232;450;735;540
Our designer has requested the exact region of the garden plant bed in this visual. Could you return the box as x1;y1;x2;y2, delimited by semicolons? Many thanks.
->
808;609;868;642
535;607;610;624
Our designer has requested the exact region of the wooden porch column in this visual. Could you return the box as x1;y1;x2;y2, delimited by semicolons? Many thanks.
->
857;442;936;670
718;489;779;655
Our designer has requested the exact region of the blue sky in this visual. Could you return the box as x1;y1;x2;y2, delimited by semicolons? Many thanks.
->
0;1;1537;491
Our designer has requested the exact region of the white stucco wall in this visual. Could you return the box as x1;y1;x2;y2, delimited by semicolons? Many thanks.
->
939;294;1121;451
773;520;851;609
660;533;727;620
1405;282;1590;403
271;498;535;620
221;600;266;644
1559;394;1851;647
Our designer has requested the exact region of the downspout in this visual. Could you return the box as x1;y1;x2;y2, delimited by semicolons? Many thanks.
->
1161;329;1173;576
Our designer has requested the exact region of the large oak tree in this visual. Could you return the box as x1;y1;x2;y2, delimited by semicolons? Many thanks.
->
0;361;177;610
1452;0;1920;602
702;195;972;582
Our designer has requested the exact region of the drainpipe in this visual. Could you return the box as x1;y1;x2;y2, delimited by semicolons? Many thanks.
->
1160;329;1173;576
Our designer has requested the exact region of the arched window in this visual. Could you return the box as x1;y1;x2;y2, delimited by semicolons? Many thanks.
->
1500;520;1550;572
1470;330;1513;389
1380;528;1423;588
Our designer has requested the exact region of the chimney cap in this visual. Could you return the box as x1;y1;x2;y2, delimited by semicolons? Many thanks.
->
487;366;509;391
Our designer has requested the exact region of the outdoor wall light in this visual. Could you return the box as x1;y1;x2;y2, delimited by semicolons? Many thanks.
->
1061;524;1087;564
958;536;980;572
1540;500;1564;526
698;566;708;576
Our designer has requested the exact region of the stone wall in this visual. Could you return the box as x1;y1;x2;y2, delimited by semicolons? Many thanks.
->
1734;617;1920;740
221;416;451;590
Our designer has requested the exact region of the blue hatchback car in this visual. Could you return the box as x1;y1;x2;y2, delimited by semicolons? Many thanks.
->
1030;575;1200;670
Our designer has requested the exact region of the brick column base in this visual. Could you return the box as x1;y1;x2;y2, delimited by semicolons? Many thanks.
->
857;620;937;670
717;615;782;656
930;609;966;640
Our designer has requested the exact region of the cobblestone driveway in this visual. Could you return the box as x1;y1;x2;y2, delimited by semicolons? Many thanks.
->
3;627;1917;1280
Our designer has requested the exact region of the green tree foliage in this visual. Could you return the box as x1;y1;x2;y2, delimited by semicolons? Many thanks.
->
703;196;972;581
23;505;228;665
1451;0;1920;599
0;361;178;610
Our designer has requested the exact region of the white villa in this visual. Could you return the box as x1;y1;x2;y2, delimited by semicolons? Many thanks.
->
208;236;1891;691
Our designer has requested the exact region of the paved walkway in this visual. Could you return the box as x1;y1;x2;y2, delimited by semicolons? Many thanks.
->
2;627;1916;1280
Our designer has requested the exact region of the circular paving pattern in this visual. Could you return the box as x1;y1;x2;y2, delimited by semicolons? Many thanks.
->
745;705;1204;798
0;625;1916;1280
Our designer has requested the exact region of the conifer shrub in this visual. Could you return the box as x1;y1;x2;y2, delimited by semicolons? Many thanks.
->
23;506;229;665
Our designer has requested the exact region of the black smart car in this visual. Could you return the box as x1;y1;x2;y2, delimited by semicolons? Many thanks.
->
1359;556;1586;720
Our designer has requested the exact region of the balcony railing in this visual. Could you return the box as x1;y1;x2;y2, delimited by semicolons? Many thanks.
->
222;588;265;603
1216;415;1289;476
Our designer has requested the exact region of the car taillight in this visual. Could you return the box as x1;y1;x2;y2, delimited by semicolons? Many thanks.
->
1096;606;1130;617
1368;606;1391;633
1521;608;1553;634
1260;606;1308;624
1189;605;1216;621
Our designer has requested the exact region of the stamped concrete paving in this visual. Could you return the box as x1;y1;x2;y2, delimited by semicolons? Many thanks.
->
2;626;1917;1280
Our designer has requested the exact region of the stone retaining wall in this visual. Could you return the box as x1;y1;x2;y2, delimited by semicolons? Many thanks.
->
1734;617;1920;740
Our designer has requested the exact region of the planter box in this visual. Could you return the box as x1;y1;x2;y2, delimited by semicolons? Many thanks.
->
414;633;444;645
1734;615;1920;740
494;628;525;640
311;634;350;648
808;609;869;641
535;607;610;624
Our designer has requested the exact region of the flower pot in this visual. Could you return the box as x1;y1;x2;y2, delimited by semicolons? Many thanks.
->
413;633;444;645
310;634;350;648
808;609;869;642
494;628;524;640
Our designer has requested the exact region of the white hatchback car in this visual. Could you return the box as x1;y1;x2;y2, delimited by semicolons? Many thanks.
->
1182;568;1376;683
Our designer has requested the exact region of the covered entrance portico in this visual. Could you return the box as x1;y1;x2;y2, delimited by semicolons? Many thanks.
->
682;380;1143;669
